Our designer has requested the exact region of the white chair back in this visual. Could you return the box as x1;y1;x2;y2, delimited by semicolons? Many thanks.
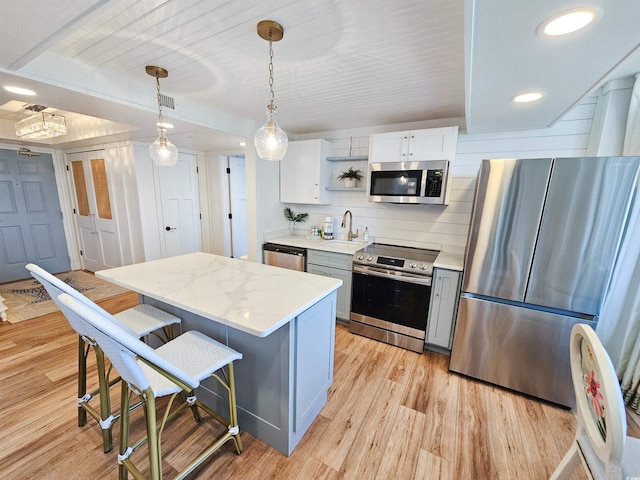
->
56;293;199;393
26;263;137;337
570;323;627;478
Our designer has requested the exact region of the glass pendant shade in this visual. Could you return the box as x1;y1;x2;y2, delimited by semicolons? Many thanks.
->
149;130;178;166
254;105;288;161
146;65;178;167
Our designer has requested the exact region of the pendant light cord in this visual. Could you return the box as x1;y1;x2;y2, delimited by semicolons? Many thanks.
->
268;35;276;110
155;75;166;139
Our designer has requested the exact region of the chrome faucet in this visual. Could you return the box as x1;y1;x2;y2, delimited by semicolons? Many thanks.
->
341;210;358;241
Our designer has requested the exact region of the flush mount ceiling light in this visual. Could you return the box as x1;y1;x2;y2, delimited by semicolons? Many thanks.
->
4;85;36;96
254;20;288;162
538;8;599;36
146;65;178;167
512;92;543;103
15;110;67;140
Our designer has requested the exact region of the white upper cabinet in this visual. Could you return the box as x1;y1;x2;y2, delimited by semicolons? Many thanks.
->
369;126;458;163
280;139;333;204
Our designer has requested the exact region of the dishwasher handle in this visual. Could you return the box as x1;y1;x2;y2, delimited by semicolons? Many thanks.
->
263;243;306;257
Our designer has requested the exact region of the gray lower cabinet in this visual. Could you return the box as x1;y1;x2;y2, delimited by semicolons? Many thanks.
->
307;249;352;321
426;268;462;349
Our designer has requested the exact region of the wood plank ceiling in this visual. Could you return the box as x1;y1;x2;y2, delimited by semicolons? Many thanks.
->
0;0;638;150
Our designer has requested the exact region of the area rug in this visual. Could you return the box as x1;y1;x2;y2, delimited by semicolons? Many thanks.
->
0;270;129;323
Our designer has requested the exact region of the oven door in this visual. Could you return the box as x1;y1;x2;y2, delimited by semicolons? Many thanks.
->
350;264;431;339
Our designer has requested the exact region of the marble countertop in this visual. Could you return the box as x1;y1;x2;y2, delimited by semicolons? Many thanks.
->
266;235;465;271
433;252;464;271
96;252;342;338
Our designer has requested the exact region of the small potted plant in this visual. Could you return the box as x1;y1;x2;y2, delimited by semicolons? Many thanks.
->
283;207;308;236
337;166;363;188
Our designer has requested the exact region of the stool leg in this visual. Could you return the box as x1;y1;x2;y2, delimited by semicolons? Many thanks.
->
94;346;113;453
77;336;88;427
227;362;243;454
119;384;131;480
144;391;162;480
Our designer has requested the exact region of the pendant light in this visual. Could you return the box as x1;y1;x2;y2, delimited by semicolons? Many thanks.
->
254;20;288;161
146;66;178;166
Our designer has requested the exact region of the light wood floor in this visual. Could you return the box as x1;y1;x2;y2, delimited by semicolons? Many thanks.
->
1;292;638;479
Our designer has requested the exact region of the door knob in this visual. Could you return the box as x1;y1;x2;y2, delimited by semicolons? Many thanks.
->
165;226;177;231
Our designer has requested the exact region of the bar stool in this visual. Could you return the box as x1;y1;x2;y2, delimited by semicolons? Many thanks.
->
26;263;181;453
56;292;243;480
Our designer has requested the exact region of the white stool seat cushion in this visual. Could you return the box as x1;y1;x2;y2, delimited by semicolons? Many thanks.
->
140;331;242;397
115;304;181;338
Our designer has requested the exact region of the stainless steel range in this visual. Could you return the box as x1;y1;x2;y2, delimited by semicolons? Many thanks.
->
350;243;439;353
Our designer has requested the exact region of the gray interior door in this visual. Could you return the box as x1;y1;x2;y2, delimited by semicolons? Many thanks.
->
0;149;70;282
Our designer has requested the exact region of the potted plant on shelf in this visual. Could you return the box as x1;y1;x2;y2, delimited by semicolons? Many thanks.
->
337;166;363;188
283;207;308;236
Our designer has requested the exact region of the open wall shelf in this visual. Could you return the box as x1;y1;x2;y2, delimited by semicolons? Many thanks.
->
326;156;368;162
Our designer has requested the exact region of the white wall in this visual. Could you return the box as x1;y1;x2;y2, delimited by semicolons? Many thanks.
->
264;98;597;255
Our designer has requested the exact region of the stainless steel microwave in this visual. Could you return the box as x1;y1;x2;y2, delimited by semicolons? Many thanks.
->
367;160;448;204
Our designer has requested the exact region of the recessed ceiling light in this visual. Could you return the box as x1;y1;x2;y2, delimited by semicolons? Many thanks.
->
512;92;543;103
4;85;36;96
239;141;246;147
156;121;174;129
539;8;598;36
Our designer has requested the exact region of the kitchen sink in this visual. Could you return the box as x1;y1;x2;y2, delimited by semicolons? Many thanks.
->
320;240;368;252
324;240;355;246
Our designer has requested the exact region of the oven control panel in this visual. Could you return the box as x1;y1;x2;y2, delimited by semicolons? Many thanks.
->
355;252;433;274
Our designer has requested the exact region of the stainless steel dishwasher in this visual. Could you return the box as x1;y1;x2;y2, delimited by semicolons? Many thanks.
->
263;243;306;271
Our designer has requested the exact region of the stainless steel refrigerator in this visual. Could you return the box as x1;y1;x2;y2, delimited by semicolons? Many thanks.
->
449;157;640;407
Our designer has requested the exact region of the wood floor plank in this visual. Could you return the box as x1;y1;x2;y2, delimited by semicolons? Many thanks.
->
313;368;384;471
295;457;339;480
383;344;420;385
415;352;459;463
374;404;426;480
483;387;531;479
453;378;496;478
416;447;455;480
336;376;404;479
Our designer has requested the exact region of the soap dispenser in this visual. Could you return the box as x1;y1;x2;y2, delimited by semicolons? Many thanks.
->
323;216;334;239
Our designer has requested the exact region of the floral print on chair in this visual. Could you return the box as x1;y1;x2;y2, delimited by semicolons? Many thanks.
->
580;338;607;441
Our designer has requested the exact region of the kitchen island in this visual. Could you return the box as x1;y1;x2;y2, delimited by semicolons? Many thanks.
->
96;252;342;456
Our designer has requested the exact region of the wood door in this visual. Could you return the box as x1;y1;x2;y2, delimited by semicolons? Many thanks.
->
68;152;119;272
157;153;201;258
0;149;70;282
228;156;247;258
